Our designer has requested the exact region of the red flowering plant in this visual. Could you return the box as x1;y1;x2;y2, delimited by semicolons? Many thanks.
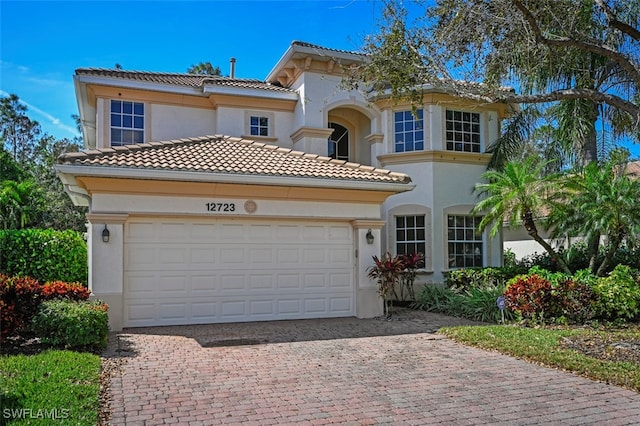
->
367;252;405;317
398;252;425;302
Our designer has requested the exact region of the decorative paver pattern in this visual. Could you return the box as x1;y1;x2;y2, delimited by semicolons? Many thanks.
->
103;310;640;425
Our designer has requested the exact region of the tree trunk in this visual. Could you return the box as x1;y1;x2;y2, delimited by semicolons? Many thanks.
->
587;233;601;273
523;211;572;274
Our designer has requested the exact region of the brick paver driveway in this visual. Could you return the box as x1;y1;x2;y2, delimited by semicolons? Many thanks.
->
102;310;640;425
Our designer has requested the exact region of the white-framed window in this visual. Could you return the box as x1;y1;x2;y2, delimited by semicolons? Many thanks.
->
447;215;483;268
394;109;424;152
328;122;349;161
445;110;480;153
250;115;270;137
110;100;144;146
395;215;426;255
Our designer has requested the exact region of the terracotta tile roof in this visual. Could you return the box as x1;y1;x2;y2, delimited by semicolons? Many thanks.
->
75;68;294;93
58;135;411;185
291;41;363;56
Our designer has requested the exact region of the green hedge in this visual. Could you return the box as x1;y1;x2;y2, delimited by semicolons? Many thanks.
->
444;266;528;292
0;229;87;284
31;300;109;351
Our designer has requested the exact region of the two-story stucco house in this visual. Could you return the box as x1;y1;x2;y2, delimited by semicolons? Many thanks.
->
56;41;510;330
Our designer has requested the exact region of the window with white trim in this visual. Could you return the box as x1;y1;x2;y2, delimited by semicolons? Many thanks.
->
110;100;144;146
394;109;424;152
447;215;483;268
250;116;270;137
445;110;480;153
395;215;426;255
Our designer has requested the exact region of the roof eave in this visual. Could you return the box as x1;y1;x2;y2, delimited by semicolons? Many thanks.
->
75;74;203;97
54;164;415;194
202;85;299;100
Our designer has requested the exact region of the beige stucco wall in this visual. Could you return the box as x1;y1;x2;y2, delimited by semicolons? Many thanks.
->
149;104;216;141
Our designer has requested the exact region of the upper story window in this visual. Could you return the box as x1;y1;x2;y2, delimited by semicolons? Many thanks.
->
250;116;270;137
328;122;349;161
446;110;480;153
447;215;483;268
394;109;424;152
395;215;426;255
110;100;144;146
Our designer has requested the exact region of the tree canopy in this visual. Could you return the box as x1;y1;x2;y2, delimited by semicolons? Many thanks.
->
187;62;222;76
352;0;640;164
0;94;86;231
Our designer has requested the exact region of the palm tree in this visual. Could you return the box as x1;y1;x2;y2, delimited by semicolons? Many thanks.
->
0;179;37;229
547;151;640;276
471;157;571;274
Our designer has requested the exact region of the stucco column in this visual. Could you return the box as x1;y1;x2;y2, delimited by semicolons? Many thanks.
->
86;213;128;331
290;127;334;155
352;219;385;318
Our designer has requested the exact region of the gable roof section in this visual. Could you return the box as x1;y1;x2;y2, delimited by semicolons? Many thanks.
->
57;135;412;186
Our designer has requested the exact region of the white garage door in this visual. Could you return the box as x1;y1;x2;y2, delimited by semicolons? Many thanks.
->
123;217;354;327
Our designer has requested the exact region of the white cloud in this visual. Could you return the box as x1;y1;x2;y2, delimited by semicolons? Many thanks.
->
0;89;79;137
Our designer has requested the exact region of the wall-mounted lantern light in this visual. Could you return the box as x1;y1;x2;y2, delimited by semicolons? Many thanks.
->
102;224;110;243
366;229;374;245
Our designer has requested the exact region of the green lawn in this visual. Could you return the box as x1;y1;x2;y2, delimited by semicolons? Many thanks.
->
440;325;640;392
0;350;100;425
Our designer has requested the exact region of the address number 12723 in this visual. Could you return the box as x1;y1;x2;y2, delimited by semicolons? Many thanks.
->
205;202;236;212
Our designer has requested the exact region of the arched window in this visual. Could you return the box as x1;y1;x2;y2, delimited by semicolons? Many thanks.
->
328;122;349;161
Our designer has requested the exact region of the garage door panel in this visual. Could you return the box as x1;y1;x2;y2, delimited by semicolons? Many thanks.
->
330;297;353;313
220;274;245;292
249;248;273;263
249;300;276;316
190;223;217;239
249;275;274;290
220;224;243;239
124;218;355;327
159;303;187;320
190;247;217;264
159;247;186;264
220;247;244;264
329;273;352;288
277;299;302;314
191;302;217;320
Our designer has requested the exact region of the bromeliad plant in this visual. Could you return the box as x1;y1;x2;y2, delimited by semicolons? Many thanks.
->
367;252;424;317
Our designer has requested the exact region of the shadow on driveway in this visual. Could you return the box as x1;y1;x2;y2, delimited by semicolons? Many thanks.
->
112;308;485;349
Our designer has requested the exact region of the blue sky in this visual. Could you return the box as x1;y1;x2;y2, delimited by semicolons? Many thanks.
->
1;0;383;140
2;0;639;159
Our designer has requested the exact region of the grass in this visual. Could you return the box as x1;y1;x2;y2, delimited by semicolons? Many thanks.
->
439;325;640;392
0;350;101;425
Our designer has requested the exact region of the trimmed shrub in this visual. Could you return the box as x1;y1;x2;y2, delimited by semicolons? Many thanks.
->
0;274;42;340
592;265;640;320
0;228;87;284
0;275;92;342
504;274;553;323
504;270;598;324
30;300;109;351
550;278;597;324
445;266;527;293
